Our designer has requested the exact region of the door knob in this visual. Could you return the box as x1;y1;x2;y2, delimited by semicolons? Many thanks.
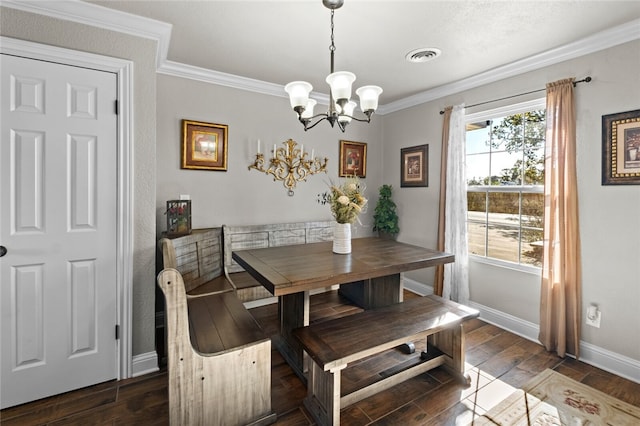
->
0;246;6;257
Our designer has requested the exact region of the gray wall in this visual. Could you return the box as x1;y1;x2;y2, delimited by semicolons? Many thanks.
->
156;74;384;236
382;40;640;362
1;7;158;357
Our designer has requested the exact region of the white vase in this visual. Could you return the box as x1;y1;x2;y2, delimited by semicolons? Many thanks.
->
333;222;352;254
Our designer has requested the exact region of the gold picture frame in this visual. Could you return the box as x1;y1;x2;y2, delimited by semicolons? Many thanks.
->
339;140;367;178
401;144;428;187
602;109;640;185
181;119;228;171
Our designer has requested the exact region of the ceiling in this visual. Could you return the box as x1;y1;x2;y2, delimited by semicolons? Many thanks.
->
82;1;640;108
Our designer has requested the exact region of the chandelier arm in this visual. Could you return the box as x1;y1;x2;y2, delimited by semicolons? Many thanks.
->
302;115;330;131
340;114;372;123
305;112;331;122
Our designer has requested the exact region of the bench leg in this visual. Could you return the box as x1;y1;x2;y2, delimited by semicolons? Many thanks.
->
426;323;471;385
303;361;345;426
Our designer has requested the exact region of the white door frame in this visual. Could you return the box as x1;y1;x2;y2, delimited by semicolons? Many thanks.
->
0;36;134;379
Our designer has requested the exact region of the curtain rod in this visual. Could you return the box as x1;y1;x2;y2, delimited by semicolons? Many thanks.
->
439;76;592;115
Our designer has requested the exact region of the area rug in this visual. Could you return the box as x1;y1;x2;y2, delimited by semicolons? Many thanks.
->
473;369;640;425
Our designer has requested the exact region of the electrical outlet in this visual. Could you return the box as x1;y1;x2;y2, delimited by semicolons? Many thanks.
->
180;194;190;200
586;310;601;328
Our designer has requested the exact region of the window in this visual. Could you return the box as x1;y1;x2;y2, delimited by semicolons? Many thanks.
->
466;100;545;268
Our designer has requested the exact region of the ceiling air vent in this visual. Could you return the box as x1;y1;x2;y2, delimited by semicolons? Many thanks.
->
405;48;441;63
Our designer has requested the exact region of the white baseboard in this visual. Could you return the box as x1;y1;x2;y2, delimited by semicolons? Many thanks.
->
403;278;640;384
403;277;433;296
579;341;640;384
131;351;159;377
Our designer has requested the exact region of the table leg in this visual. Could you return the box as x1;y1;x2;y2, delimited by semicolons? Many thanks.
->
275;291;310;382
338;273;403;309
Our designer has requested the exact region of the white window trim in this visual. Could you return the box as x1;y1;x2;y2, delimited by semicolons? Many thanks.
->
465;98;546;123
470;254;543;275
466;97;546;272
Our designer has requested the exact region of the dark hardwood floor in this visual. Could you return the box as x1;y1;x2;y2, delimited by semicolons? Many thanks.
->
2;290;639;425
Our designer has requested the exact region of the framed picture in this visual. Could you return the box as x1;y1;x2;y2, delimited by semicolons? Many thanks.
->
602;109;640;185
401;144;428;187
181;119;228;171
339;140;367;178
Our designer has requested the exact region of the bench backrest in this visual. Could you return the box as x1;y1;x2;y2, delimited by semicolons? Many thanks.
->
158;228;224;293
223;221;334;273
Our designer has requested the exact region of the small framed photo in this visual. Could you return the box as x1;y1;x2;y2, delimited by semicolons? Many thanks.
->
401;144;428;187
181;119;228;171
602;109;640;185
339;140;367;178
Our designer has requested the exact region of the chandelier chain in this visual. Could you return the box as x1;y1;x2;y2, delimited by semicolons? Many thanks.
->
330;10;336;52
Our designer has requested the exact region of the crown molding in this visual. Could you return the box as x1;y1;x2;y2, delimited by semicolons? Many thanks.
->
0;0;172;69
157;60;286;98
3;1;638;114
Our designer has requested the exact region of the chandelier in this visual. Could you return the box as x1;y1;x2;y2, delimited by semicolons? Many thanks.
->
284;0;382;132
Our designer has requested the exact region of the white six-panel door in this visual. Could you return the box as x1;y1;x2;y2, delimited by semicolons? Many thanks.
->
0;54;118;408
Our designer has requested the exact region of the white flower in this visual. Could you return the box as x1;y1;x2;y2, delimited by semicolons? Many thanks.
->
337;195;350;205
346;183;357;191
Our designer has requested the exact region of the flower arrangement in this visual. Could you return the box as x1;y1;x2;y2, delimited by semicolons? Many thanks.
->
318;177;368;224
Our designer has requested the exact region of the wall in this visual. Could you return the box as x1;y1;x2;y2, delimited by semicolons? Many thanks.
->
0;8;158;358
383;40;640;369
156;73;384;236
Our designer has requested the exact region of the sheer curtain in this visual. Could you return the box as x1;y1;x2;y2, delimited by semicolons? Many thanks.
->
434;107;451;297
437;104;469;304
539;78;582;358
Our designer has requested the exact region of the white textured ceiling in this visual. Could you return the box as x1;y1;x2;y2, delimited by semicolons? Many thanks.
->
87;0;640;104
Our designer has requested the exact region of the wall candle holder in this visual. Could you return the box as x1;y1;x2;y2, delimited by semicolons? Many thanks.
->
249;139;328;196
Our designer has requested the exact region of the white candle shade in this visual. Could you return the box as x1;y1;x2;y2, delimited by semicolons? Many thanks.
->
284;81;313;109
338;101;357;123
300;99;317;119
356;85;383;112
326;71;355;101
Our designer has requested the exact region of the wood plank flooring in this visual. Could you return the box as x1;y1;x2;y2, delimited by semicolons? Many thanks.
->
2;290;639;425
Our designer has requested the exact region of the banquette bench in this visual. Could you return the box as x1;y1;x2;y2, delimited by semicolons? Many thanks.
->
157;268;276;425
159;228;234;298
222;221;334;302
158;221;335;302
293;294;480;426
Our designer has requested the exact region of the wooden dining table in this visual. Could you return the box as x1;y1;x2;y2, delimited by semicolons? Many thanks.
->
232;236;454;380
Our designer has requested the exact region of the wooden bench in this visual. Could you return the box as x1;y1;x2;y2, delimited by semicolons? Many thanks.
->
158;228;235;298
158;222;335;301
157;268;276;426
293;295;479;426
223;221;334;302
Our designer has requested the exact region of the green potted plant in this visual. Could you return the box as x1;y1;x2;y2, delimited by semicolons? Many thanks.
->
372;184;399;239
